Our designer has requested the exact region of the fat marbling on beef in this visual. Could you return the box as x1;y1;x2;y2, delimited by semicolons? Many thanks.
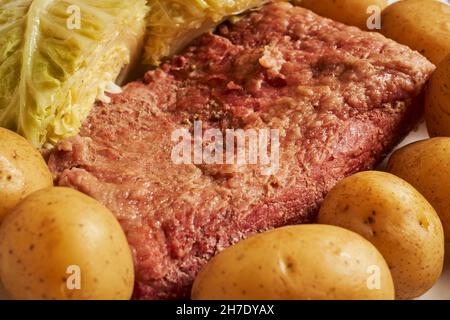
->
47;2;435;299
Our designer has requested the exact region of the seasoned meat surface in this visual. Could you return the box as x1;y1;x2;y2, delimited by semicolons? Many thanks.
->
47;2;435;299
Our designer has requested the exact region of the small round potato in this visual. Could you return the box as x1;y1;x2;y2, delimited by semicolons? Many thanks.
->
0;128;53;222
380;0;450;65
295;0;388;30
425;54;450;137
0;187;134;300
318;171;444;300
192;225;394;300
387;138;450;241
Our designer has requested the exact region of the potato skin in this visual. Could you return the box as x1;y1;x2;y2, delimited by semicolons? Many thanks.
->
380;0;450;65
192;225;394;300
0;187;134;300
387;138;450;242
296;0;388;29
318;171;444;300
0;128;53;222
425;54;450;137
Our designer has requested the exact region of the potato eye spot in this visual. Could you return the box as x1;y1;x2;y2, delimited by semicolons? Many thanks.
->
364;216;376;225
418;216;430;230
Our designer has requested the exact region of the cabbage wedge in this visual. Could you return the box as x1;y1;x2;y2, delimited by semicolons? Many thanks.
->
0;0;148;147
144;0;270;66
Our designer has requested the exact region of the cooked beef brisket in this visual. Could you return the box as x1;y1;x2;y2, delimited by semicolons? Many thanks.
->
47;2;435;299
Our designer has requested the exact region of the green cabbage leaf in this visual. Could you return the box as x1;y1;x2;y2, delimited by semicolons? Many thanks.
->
144;0;269;66
0;0;148;146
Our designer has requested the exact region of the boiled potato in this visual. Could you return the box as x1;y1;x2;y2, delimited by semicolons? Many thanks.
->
387;138;450;242
295;0;388;30
425;54;450;137
192;225;394;300
0;128;53;222
380;0;450;65
318;171;444;300
0;187;134;300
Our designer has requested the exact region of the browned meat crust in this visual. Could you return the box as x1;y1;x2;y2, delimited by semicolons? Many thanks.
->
47;3;434;299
